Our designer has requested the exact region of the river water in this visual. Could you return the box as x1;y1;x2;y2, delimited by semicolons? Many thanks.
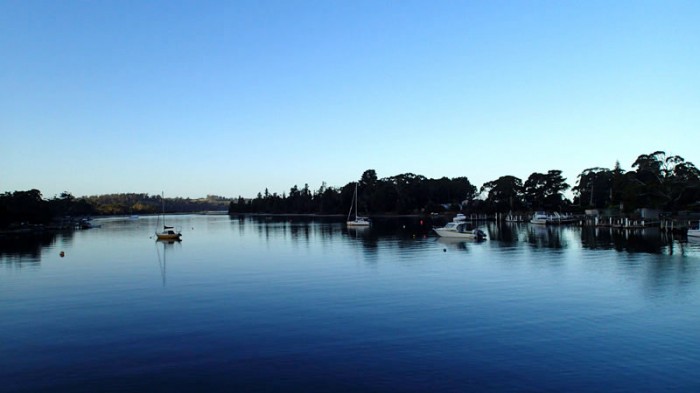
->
2;215;700;392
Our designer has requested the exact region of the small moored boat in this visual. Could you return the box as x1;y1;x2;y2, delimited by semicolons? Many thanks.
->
156;226;181;241
155;193;181;241
347;183;370;227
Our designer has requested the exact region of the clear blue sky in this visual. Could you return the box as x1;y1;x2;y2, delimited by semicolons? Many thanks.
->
2;0;698;199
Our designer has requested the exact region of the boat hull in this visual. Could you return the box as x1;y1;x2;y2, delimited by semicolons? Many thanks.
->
433;228;485;239
156;232;182;240
347;220;370;227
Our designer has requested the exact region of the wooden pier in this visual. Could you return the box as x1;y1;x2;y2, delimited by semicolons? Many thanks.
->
586;217;694;233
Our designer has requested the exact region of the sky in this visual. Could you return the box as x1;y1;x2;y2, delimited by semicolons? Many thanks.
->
2;0;699;199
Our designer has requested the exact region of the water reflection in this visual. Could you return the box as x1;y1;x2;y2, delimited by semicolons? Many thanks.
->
487;222;526;243
486;222;569;249
227;216;700;303
580;227;673;254
0;232;59;266
436;237;480;252
155;239;180;287
235;215;433;249
3;217;700;272
483;222;700;256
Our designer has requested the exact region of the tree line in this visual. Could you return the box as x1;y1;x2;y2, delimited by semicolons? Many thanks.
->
228;170;477;215
230;150;700;216
2;150;699;229
0;191;229;228
0;190;94;228
83;193;229;215
570;152;700;213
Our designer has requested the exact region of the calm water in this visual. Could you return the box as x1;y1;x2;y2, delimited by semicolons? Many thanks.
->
2;215;700;392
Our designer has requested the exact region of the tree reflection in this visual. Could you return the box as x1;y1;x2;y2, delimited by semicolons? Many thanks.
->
580;227;670;254
230;216;697;258
0;233;58;266
525;225;566;249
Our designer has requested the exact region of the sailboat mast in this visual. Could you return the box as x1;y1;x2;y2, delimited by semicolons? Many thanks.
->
354;183;358;220
347;183;355;221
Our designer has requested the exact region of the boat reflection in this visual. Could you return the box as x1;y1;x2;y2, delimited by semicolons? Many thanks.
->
347;225;370;236
436;236;483;251
155;239;180;286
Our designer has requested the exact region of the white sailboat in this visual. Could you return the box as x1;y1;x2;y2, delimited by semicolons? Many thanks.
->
347;183;370;227
155;192;182;241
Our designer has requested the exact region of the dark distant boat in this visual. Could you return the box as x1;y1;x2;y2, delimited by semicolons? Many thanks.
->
155;193;181;241
688;222;700;239
79;217;100;229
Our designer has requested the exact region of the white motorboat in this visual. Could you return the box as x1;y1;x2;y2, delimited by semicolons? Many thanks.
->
530;211;548;225
433;222;487;240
